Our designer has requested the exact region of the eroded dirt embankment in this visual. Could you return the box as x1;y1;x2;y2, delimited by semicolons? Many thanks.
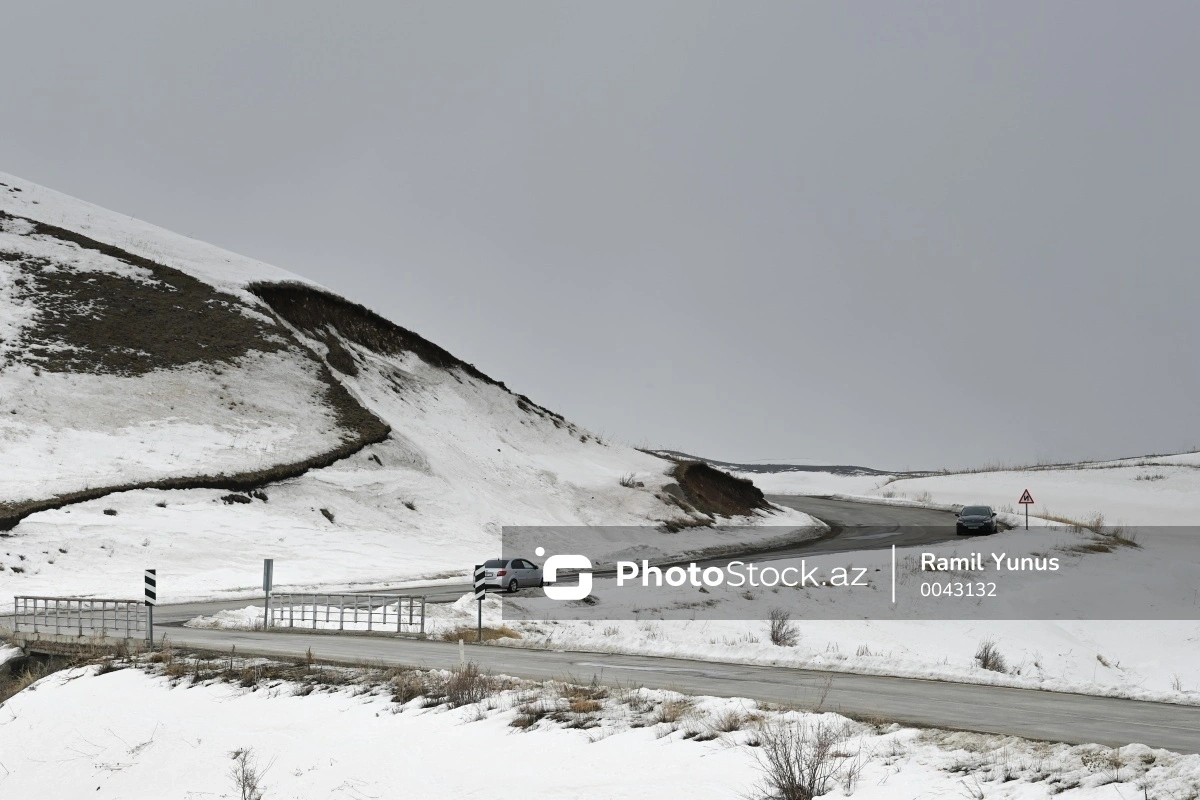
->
669;460;770;517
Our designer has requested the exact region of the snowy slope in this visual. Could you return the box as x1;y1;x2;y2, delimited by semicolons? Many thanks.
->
0;173;375;525
3;665;1199;798
0;172;814;599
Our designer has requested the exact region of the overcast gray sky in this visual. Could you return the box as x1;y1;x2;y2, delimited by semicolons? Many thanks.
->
3;2;1197;469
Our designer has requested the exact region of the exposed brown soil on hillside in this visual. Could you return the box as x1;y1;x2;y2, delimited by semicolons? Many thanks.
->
670;460;769;517
1;211;285;376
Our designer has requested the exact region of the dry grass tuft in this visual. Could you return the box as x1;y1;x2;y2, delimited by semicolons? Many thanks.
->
439;625;521;642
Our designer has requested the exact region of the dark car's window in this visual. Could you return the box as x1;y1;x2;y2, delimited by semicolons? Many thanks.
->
484;559;507;568
961;506;992;516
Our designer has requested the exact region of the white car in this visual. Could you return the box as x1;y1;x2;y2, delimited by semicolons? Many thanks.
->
481;558;544;593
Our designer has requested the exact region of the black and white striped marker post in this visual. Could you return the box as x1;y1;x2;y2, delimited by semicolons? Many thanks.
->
263;559;274;629
144;569;157;647
473;565;486;642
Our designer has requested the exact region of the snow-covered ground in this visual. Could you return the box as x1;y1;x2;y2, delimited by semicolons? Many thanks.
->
0;643;19;669
1;446;815;601
864;456;1200;527
2;662;1198;798
735;452;1200;526
187;522;1200;704
0;172;816;600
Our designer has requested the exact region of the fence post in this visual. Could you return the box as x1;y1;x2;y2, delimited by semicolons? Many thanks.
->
420;597;426;637
367;595;373;632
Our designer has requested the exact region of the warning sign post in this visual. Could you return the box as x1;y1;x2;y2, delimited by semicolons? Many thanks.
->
1018;489;1035;530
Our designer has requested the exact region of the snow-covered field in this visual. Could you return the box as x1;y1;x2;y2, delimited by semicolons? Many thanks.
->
736;452;1200;527
2;663;1198;799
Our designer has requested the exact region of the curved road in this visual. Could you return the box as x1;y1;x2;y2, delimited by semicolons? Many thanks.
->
13;496;1199;752
152;496;963;624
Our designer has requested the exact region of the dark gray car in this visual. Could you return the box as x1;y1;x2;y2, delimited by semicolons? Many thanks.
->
956;505;999;535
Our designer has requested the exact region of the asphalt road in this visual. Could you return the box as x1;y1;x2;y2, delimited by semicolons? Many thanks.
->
168;625;1200;754
16;495;1194;752
745;494;965;559
155;496;963;624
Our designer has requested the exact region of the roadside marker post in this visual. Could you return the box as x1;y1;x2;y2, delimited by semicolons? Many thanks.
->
144;568;157;647
263;559;274;629
1018;489;1035;530
473;564;487;643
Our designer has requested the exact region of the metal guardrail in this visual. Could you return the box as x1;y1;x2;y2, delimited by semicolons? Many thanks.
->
269;593;425;635
12;596;147;639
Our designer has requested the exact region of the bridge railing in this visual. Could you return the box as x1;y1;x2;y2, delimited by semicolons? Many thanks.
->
12;596;147;639
269;593;425;636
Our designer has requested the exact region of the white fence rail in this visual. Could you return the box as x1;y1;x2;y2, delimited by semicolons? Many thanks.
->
270;593;425;636
12;596;147;639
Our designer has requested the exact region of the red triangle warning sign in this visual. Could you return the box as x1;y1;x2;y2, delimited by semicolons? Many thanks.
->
1018;489;1035;504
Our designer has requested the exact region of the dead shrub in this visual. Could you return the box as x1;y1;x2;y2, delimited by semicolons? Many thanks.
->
229;747;269;800
445;662;491;708
754;718;869;800
768;608;800;647
712;708;747;733
390;670;427;704
975;638;1007;673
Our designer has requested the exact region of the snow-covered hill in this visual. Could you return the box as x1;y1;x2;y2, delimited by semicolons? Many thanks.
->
0;172;813;600
718;447;1200;527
